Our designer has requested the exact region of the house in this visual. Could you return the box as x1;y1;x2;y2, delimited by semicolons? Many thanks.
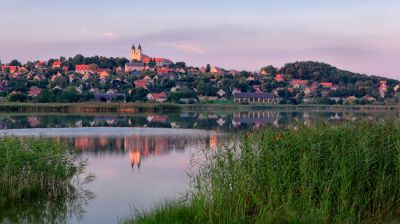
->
142;57;173;67
35;61;47;68
379;80;388;98
233;92;275;104
99;70;111;80
345;96;358;104
232;88;242;95
134;79;149;89
125;62;145;72
52;61;62;69
320;82;333;88
147;92;167;103
229;70;239;76
210;67;223;75
217;89;226;97
28;86;42;97
291;79;308;88
76;64;95;74
1;65;18;73
171;85;181;93
51;73;63;81
275;74;285;82
157;67;172;75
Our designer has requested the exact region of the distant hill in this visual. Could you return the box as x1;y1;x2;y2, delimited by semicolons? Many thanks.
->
277;61;398;85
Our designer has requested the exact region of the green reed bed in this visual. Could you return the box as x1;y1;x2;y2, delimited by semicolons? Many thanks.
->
0;137;89;216
126;120;400;223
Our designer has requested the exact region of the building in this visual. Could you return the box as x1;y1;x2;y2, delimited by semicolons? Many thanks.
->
142;57;173;67
147;92;167;103
379;80;388;98
130;44;143;62
52;61;62;69
291;79;308;88
125;62;145;72
210;67;223;75
275;74;285;82
76;64;95;74
134;79;149;89
35;61;47;68
1;65;19;73
128;43;173;68
233;92;274;104
28;86;42;97
320;82;333;88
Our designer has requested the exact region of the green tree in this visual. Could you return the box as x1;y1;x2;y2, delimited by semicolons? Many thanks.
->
9;59;22;67
206;64;211;73
261;65;277;76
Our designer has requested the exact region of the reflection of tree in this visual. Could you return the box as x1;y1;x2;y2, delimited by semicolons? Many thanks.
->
0;173;95;223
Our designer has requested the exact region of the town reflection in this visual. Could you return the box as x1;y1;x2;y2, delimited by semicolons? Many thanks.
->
57;132;221;170
0;110;398;131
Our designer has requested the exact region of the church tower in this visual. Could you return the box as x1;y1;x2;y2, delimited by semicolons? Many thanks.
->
130;43;143;62
130;44;136;62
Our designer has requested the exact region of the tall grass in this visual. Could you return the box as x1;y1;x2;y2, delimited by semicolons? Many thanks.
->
0;137;93;223
126;120;400;223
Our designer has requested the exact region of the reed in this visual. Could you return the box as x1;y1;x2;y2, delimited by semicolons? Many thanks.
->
0;137;89;211
125;120;400;223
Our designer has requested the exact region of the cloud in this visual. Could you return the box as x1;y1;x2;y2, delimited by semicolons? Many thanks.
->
103;31;116;38
158;42;207;54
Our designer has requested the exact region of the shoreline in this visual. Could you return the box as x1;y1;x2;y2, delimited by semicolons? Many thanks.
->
0;102;399;114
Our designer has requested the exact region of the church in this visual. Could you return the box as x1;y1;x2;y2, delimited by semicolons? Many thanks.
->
125;44;173;72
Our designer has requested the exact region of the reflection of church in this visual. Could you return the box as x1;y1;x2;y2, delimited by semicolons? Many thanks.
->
65;133;219;170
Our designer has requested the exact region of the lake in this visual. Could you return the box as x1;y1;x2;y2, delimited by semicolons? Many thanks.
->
0;110;398;223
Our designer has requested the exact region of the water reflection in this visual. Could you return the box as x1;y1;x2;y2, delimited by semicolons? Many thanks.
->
0;111;398;131
60;131;221;170
0;110;398;223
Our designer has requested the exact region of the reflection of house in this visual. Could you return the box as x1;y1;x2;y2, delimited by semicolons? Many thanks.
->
233;111;276;126
147;115;168;123
28;116;41;127
209;131;219;150
233;92;274;104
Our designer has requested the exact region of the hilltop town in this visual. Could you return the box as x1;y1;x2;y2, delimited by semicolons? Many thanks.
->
0;44;399;105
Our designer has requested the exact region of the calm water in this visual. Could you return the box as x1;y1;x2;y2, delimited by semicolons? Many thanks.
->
0;110;398;223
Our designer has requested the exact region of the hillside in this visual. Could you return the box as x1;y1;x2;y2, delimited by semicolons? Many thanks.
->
277;61;398;85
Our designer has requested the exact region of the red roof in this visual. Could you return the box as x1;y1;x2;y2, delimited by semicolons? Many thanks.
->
275;74;285;82
320;82;333;88
134;80;148;88
291;79;308;86
52;61;62;67
96;68;108;73
1;66;18;73
149;92;167;99
76;64;91;71
150;115;168;123
142;57;171;64
36;61;46;66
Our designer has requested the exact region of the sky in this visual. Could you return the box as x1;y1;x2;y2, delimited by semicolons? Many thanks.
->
0;0;399;79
